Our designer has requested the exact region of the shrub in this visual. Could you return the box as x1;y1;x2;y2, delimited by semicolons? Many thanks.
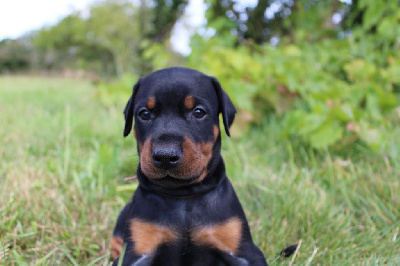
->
186;36;399;150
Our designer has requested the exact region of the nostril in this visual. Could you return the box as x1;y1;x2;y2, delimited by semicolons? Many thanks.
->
169;155;180;163
152;154;163;163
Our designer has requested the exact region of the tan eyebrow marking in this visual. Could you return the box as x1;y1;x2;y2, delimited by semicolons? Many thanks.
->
147;97;156;109
184;96;195;109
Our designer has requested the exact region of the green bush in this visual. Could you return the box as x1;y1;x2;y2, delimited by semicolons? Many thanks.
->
96;74;138;108
186;36;399;150
98;34;399;151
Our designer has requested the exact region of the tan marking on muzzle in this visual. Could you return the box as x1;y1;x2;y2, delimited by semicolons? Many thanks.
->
140;137;166;179
140;135;214;181
213;125;219;140
167;137;213;180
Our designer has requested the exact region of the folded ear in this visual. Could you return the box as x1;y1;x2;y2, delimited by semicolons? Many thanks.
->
211;77;236;137
123;80;141;137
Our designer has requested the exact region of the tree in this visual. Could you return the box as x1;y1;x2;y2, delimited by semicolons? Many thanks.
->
0;39;31;73
30;0;189;76
187;0;400;150
204;0;350;44
149;0;188;42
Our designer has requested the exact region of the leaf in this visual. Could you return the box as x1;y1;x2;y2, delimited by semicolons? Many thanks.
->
309;121;343;149
283;45;302;57
227;80;257;112
297;113;325;136
363;1;386;30
359;123;382;151
366;93;383;120
377;17;400;40
385;58;400;83
344;59;377;82
328;104;353;122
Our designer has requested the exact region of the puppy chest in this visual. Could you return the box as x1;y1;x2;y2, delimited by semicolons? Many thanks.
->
129;217;243;256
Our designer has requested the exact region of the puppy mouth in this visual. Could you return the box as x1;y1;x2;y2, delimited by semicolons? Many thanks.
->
150;168;203;180
140;137;212;187
150;174;200;188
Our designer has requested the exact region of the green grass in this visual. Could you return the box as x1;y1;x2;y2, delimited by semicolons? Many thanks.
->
1;76;399;265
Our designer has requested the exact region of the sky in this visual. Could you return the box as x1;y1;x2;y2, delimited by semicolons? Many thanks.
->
0;0;208;55
0;0;95;39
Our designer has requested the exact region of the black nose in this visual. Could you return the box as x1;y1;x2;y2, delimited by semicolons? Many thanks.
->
152;146;182;170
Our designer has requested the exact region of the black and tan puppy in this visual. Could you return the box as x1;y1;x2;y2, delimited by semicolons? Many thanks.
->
111;67;268;265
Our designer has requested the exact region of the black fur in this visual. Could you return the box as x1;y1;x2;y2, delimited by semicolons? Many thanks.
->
112;67;267;265
280;244;298;258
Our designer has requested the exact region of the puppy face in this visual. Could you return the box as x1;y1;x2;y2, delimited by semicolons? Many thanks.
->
123;67;235;188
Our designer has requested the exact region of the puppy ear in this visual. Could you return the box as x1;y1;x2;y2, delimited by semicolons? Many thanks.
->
123;80;141;137
211;77;236;137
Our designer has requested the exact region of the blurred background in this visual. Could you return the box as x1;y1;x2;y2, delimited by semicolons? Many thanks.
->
1;0;400;149
1;0;399;264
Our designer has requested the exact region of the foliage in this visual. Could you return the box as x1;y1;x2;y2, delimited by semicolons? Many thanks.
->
96;74;138;108
204;0;346;45
89;0;400;151
148;0;188;42
2;0;187;76
2;0;400;151
186;0;400;150
32;2;141;76
32;12;114;75
0;38;31;73
187;35;399;150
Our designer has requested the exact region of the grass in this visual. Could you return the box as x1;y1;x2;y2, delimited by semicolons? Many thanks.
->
0;76;399;265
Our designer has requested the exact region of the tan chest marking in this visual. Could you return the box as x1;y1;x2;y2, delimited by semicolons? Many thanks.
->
130;219;179;255
191;217;242;254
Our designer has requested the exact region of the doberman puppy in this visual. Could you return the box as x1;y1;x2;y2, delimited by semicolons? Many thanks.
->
110;67;268;265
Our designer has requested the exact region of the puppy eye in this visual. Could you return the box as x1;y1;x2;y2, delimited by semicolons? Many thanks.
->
138;109;151;120
193;107;206;119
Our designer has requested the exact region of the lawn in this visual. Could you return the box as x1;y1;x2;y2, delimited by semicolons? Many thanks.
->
0;76;399;265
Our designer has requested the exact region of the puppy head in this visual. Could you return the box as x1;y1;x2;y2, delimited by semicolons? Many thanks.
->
123;67;236;188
